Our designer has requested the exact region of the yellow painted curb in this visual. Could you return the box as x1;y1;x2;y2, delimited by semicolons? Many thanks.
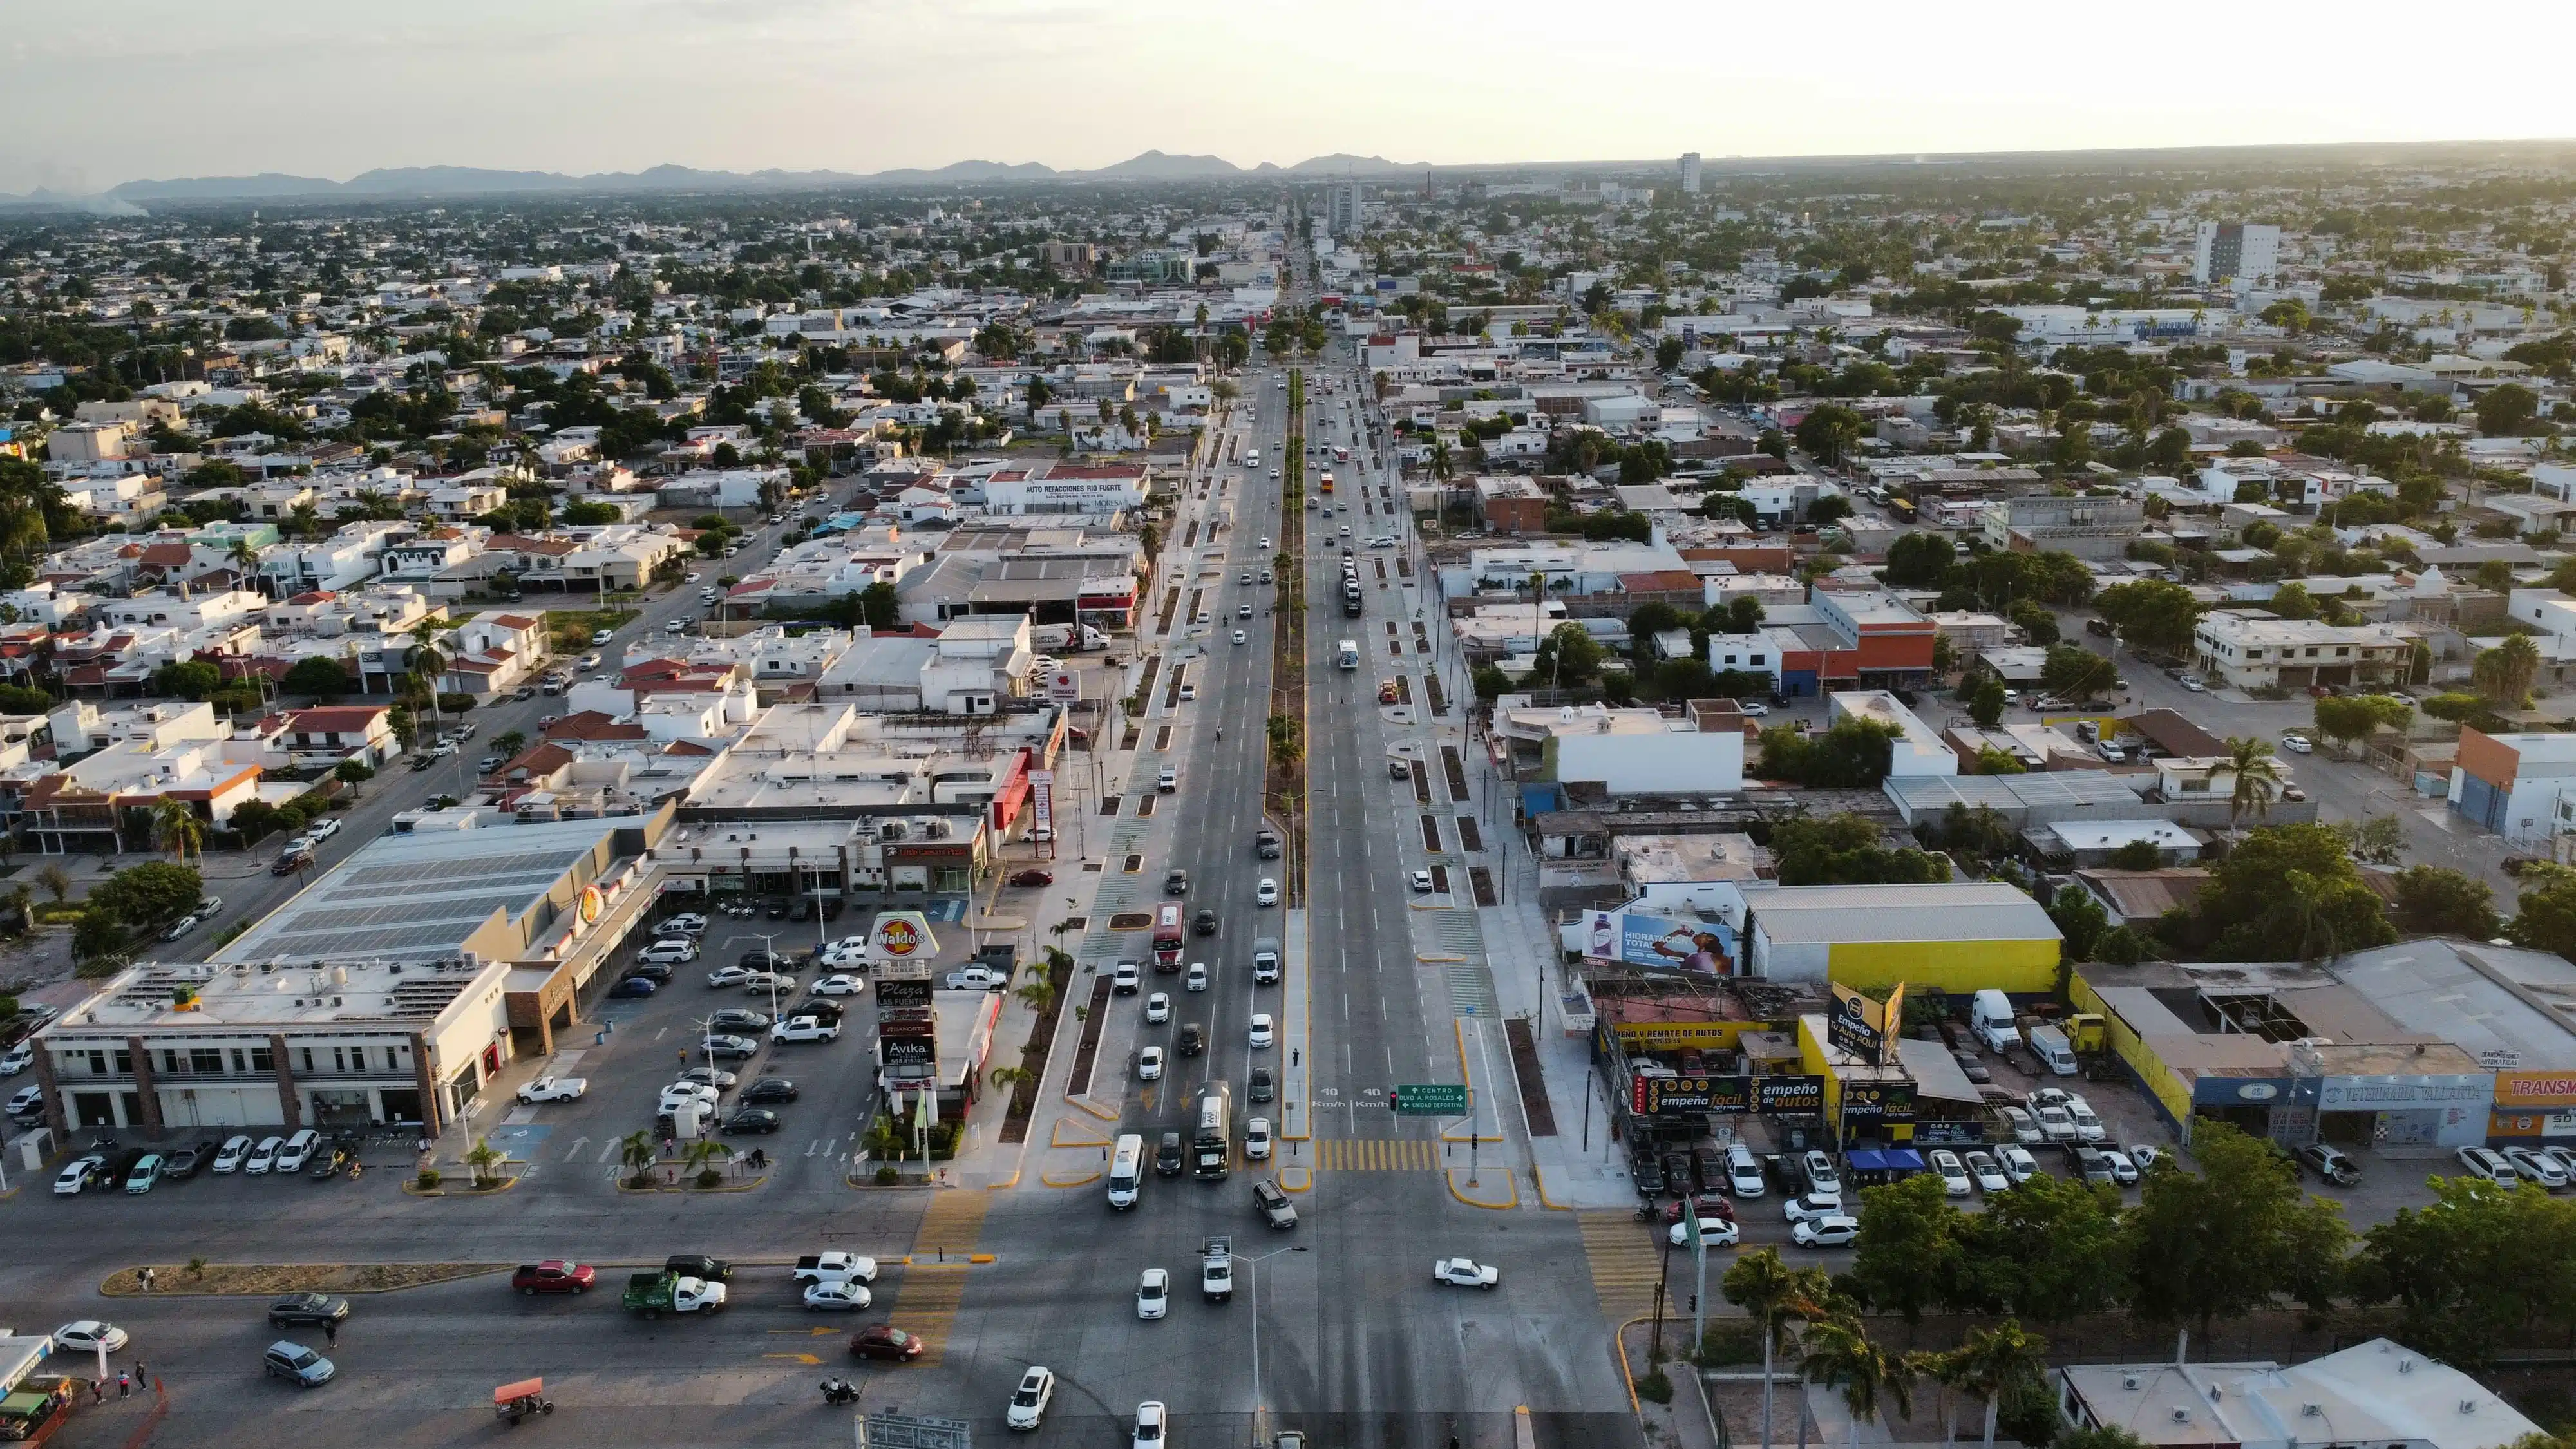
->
1050;1116;1112;1148
985;1168;1021;1191
405;1174;524;1198
614;1172;766;1195
1615;1316;1647;1416
967;1253;997;1264
1438;1128;1507;1144
1065;1094;1119;1122
1039;1169;1103;1188
1415;953;1467;964
1445;1166;1517;1210
1278;1166;1312;1193
1532;1166;1573;1211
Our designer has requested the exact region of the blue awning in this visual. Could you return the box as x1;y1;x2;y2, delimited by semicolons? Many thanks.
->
1884;1148;1927;1171
1844;1149;1888;1171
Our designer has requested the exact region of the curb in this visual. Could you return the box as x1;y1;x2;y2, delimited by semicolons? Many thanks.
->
612;1172;767;1195
1277;1166;1312;1193
1039;1168;1102;1189
1444;1166;1517;1210
1065;1094;1119;1122
985;1168;1022;1191
1049;1117;1112;1148
402;1174;523;1198
1615;1315;1647;1416
1531;1166;1573;1211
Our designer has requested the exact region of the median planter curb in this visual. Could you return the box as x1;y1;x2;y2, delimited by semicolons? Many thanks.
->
403;1173;522;1198
612;1170;766;1194
102;1263;510;1297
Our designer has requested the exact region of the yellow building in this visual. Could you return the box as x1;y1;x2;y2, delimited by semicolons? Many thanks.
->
1747;882;2063;995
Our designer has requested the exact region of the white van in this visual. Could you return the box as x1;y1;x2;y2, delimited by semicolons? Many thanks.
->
1107;1133;1144;1210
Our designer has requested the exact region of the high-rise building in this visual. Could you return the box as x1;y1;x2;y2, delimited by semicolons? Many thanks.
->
1680;152;1703;194
2193;222;2280;285
1326;182;1368;240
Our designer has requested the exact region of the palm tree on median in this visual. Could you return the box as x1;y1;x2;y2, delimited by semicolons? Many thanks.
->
619;1130;657;1188
1801;1314;1919;1449
1725;1249;1831;1449
1940;1318;2049;1449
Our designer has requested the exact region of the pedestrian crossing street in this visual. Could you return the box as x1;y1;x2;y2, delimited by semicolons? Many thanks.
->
895;1192;989;1366
1315;1137;1443;1171
1578;1211;1663;1324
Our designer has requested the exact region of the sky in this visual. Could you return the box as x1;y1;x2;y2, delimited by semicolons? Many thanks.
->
5;0;2573;194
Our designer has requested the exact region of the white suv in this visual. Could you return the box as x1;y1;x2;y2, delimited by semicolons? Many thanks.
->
638;938;699;965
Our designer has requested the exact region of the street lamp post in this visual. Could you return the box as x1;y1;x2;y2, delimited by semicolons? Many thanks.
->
1237;1242;1308;1435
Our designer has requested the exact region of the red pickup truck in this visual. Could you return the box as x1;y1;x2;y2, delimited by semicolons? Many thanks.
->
511;1260;596;1295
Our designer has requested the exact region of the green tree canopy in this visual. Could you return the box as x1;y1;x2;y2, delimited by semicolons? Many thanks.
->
2351;1175;2576;1367
89;860;203;925
1771;813;1953;886
283;656;352;699
2186;822;2396;960
1757;717;1902;788
2093;580;2201;657
2392;866;2500;940
2124;1119;2352;1332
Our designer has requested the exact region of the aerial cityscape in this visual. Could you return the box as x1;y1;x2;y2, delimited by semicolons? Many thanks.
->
3;13;2576;1449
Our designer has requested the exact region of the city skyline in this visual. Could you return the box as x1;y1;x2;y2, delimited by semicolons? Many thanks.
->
5;0;2573;196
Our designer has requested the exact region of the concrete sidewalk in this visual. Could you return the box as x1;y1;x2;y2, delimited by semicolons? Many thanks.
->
1483;859;1637;1209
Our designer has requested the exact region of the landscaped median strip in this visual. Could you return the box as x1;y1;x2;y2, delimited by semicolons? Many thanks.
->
103;1263;511;1297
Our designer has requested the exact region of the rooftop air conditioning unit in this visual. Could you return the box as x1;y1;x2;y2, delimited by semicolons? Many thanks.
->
2171;1410;2189;1425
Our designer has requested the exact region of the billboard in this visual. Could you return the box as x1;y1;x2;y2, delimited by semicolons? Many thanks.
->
1827;983;1904;1067
2494;1071;2576;1110
1045;671;1081;703
871;911;938;979
1837;1079;1917;1125
1028;769;1054;843
1754;1075;1825;1115
1577;908;1737;975
876;978;933;1014
880;1035;934;1066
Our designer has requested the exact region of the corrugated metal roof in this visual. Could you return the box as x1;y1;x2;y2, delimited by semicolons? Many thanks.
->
1751;882;2061;945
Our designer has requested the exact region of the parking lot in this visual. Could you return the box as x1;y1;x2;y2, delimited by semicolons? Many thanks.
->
455;899;896;1197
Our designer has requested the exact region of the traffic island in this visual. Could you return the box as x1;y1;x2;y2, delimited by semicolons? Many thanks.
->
611;1168;767;1194
102;1262;507;1296
404;1170;523;1197
1445;1166;1517;1209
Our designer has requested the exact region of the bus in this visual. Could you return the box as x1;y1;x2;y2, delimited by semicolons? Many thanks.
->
1192;1081;1234;1179
1332;446;1350;464
1153;903;1186;970
1108;1133;1144;1210
1318;470;1335;494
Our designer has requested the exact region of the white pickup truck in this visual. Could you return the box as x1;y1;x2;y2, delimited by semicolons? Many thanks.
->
1433;1258;1501;1290
792;1252;880;1286
770;1016;840;1044
943;966;1009;992
515;1077;588;1104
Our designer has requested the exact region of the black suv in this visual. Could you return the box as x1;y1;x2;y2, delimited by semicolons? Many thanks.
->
267;1293;350;1328
1192;909;1218;936
664;1254;734;1281
1631;1154;1667;1198
1156;1131;1184;1177
1177;1023;1206;1057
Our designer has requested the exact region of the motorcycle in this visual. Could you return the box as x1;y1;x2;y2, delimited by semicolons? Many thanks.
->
820;1378;861;1406
495;1378;554;1425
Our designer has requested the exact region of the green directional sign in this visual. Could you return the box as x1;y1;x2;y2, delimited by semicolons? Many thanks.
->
1392;1083;1468;1115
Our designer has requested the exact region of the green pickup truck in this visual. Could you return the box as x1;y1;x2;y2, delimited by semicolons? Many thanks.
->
621;1271;728;1318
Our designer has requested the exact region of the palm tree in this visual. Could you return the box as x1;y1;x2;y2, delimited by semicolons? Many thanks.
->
151;799;204;866
1725;1249;1830;1449
1014;980;1056;1015
989;1064;1032;1095
2474;633;2540;707
618;1130;657;1187
1801;1315;1917;1449
1265;712;1303;768
681;1137;732;1186
462;1135;505;1189
2223;736;2284;831
227;538;264;594
1941;1319;2049;1449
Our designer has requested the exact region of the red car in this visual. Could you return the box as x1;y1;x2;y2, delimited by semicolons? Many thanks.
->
1009;869;1054;888
849;1325;925;1361
511;1260;596;1295
1661;1192;1736;1227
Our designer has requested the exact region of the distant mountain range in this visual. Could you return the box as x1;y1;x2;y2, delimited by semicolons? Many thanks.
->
0;151;1435;209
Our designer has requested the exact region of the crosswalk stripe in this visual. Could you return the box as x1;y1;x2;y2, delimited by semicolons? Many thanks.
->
1578;1211;1665;1323
895;1193;988;1367
1316;1138;1439;1171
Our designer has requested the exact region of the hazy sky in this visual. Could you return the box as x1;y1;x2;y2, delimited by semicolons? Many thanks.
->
5;0;2572;193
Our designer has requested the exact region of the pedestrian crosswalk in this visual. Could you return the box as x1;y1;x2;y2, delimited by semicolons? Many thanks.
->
1316;1137;1442;1171
895;1192;989;1366
1578;1211;1664;1324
